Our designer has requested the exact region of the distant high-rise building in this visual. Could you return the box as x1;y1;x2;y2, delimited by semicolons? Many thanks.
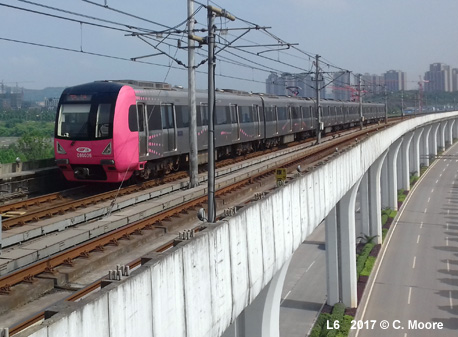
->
266;72;323;98
384;70;406;92
332;71;352;101
362;73;384;96
451;68;458;92
424;63;451;92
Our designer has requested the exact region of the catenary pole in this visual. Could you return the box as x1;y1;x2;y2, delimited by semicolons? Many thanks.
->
206;5;235;223
315;54;322;144
187;0;199;188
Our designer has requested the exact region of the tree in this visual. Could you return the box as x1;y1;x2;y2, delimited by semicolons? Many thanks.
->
14;131;53;161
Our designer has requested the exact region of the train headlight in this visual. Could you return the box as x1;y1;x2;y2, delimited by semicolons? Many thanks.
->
56;141;66;154
102;142;112;155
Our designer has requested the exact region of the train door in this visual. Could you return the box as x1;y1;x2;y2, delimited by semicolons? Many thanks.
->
254;104;261;136
288;106;293;131
137;103;148;157
230;104;240;141
161;104;177;152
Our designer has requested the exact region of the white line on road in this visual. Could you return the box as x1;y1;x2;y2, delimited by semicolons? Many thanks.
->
427;197;430;203
424;208;427;213
447;259;450;272
306;260;316;272
408;287;412;304
436;179;439;183
420;222;423;228
412;256;416;269
450;291;454;310
281;290;291;305
446;237;449;246
417;235;420;244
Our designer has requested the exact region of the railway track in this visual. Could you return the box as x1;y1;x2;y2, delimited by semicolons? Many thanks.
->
0;120;401;334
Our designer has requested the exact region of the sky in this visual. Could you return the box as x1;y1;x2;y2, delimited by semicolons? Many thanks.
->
1;0;457;92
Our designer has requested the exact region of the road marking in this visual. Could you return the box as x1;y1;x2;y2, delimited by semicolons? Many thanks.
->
450;291;454;309
436;179;439;184
446;237;449;246
427;197;431;203
281;290;291;305
408;287;412;304
417;235;420;244
412;256;416;269
446;223;449;230
424;208;427;213
306;260;315;272
431;188;434;193
420;222;423;228
448;209;450;215
355;154;442;337
447;259;450;272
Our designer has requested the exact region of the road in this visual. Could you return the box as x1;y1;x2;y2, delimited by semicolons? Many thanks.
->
280;222;327;337
353;144;458;337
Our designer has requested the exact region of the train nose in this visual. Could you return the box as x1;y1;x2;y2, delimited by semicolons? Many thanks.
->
74;167;90;180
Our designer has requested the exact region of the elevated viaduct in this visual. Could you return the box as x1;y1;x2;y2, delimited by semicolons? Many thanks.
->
13;111;458;337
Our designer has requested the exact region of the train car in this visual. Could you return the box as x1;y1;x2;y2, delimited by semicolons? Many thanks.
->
54;80;385;183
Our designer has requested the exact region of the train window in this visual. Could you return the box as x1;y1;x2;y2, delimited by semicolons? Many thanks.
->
215;106;229;125
95;103;112;138
161;104;175;129
291;106;300;119
147;105;161;131
239;106;252;123
264;106;274;121
197;104;208;126
175;105;189;128
57;104;91;137
128;105;138;132
137;104;145;132
230;104;238;123
277;107;287;120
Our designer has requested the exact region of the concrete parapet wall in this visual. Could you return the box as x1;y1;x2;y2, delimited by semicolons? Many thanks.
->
17;112;458;337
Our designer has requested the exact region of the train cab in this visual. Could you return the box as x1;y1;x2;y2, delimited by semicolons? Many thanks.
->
54;82;140;182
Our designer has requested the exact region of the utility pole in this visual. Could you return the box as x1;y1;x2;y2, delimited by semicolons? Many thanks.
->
384;85;388;124
206;5;235;223
401;90;404;118
187;0;199;188
358;74;363;130
315;54;322;144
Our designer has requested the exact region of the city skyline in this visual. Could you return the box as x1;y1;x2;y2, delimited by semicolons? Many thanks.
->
1;1;457;92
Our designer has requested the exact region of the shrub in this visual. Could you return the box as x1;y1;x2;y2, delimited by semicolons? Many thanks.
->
360;256;376;276
382;228;388;242
310;313;331;337
339;315;353;336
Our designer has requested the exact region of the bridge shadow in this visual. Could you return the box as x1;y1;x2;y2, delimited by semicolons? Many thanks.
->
280;299;324;312
302;241;325;250
431;317;458;330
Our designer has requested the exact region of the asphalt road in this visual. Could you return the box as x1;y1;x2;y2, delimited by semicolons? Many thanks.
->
279;222;327;337
353;144;458;337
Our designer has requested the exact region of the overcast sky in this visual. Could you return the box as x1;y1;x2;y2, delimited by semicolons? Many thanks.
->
1;0;457;91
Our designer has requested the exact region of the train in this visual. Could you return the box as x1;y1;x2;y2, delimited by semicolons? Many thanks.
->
54;80;386;183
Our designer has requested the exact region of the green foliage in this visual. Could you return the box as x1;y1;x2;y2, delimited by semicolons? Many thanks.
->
360;256;376;276
357;243;375;277
339;315;353;336
382;228;388;242
381;214;388;225
310;313;331;337
15;131;54;161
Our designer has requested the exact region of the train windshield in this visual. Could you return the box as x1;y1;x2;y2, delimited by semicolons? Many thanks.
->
56;103;113;140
